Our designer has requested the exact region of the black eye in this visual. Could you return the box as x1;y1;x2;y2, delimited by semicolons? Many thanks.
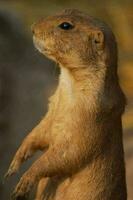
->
58;22;74;30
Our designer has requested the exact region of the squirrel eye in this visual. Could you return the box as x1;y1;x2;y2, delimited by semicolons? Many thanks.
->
58;22;74;30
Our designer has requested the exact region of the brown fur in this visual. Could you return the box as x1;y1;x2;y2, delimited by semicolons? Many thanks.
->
6;9;127;200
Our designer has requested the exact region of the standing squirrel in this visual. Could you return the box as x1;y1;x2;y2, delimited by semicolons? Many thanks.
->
5;9;127;200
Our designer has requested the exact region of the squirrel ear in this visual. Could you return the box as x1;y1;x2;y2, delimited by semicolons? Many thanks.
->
92;30;104;50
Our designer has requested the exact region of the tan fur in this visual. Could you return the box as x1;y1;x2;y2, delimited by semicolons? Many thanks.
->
6;9;127;200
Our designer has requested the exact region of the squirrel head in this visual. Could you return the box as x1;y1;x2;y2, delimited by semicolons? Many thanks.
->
32;9;117;71
32;9;125;116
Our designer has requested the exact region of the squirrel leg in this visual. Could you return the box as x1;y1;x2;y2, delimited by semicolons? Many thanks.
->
11;140;84;199
35;178;49;200
5;115;51;178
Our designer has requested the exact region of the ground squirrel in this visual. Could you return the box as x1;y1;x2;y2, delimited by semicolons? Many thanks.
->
6;9;127;200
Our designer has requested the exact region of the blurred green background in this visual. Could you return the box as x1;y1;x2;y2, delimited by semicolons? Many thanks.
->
0;0;132;199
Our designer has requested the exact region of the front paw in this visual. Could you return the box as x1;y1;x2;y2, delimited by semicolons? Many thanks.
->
11;173;34;200
5;157;21;178
5;144;34;178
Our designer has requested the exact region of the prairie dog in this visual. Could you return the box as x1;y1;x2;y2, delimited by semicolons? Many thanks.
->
6;9;127;200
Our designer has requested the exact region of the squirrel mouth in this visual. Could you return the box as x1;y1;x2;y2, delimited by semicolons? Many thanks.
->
33;36;57;62
33;36;51;55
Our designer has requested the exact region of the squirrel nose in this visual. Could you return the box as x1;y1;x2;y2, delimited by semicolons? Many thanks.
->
31;23;36;34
